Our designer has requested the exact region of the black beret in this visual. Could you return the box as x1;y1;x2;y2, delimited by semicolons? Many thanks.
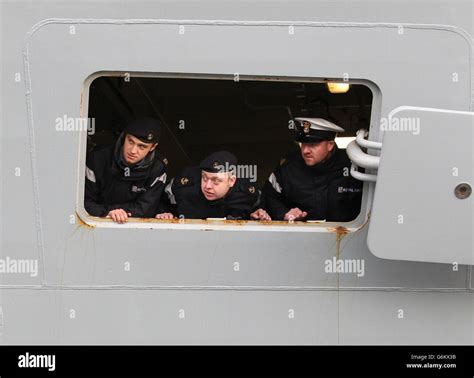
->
199;151;238;173
124;117;162;143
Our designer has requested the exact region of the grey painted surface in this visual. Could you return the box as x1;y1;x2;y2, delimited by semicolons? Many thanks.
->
0;0;473;344
369;107;474;265
1;289;472;345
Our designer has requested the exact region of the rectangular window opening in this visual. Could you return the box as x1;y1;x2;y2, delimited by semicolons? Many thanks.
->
79;73;375;232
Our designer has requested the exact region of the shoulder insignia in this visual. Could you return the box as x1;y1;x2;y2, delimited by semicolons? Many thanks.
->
162;157;169;166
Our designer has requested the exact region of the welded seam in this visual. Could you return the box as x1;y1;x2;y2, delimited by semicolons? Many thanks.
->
0;284;472;293
22;37;46;286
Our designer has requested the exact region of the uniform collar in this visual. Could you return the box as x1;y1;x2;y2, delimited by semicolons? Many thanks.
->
113;133;156;179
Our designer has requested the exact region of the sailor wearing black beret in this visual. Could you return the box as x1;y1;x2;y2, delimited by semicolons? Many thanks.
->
251;117;362;222
156;151;259;220
198;150;238;174
124;117;162;144
84;117;168;223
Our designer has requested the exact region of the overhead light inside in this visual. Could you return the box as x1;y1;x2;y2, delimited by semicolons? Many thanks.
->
327;82;350;94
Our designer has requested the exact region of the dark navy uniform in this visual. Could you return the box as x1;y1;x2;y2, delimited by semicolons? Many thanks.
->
84;117;168;218
262;118;362;221
165;151;260;220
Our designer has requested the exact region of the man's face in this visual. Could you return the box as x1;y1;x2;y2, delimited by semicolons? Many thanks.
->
122;134;157;165
300;140;335;166
201;171;237;201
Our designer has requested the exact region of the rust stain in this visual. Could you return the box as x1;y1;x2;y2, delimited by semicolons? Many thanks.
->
75;211;95;229
326;225;350;236
326;226;350;259
335;231;345;260
76;213;363;231
327;227;349;338
323;226;351;295
127;217;198;224
333;227;348;260
124;217;325;227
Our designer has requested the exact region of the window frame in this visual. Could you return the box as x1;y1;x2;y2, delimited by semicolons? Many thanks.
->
76;71;381;233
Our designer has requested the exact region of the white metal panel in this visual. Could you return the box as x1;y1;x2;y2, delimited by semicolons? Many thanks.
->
368;107;474;265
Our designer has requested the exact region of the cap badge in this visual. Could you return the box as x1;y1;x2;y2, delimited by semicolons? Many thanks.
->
180;177;189;185
302;121;312;133
147;133;154;141
213;161;220;168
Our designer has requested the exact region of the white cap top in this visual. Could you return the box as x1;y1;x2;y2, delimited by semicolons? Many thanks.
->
294;117;345;133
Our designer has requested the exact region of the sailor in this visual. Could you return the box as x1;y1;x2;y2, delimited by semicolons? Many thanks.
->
84;117;168;223
156;151;260;220
251;117;362;222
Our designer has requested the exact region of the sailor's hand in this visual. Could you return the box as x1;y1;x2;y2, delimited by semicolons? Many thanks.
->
155;212;174;220
284;208;308;221
250;208;272;221
107;209;130;224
